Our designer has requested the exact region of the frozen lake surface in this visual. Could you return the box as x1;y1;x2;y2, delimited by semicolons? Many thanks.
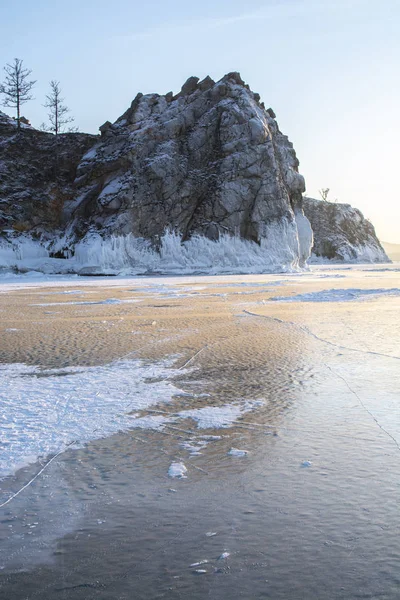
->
0;264;399;599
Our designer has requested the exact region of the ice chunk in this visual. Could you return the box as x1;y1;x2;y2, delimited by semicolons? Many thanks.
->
193;569;207;574
228;448;248;457
168;462;187;479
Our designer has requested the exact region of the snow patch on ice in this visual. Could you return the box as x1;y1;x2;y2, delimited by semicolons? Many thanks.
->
271;288;400;303
0;359;184;479
180;440;208;455
178;400;264;429
129;415;177;431
32;298;141;307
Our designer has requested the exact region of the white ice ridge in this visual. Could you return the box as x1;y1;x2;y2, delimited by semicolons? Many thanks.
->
0;224;309;276
271;288;400;303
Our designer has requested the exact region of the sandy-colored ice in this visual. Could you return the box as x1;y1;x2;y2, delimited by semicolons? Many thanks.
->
1;266;399;369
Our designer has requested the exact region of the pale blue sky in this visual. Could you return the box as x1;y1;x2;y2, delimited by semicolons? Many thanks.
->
1;0;399;242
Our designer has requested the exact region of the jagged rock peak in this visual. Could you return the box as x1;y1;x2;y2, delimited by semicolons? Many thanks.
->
105;72;274;136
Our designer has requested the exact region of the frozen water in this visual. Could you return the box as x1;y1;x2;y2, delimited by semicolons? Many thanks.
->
271;288;400;302
0;359;185;479
31;298;141;306
0;227;308;276
0;357;267;480
294;210;313;267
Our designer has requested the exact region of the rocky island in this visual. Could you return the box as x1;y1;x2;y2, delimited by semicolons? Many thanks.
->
0;73;388;275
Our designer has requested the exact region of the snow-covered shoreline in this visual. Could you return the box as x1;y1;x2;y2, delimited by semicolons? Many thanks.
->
0;228;390;279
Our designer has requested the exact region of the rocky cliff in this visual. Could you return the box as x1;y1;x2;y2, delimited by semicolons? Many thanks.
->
0;74;388;275
303;197;389;263
0;111;96;233
67;72;312;269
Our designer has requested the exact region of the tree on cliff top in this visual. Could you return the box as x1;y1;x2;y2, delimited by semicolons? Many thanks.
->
0;58;36;131
42;80;76;135
319;188;330;202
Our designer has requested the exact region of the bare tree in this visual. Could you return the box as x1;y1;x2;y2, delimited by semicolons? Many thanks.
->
42;80;75;135
0;58;36;131
319;188;330;202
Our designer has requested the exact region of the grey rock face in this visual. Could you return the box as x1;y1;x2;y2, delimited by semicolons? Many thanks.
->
68;73;311;265
303;197;389;262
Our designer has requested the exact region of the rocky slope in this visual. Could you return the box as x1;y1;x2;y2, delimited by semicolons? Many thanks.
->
303;197;389;262
0;111;96;234
0;74;389;274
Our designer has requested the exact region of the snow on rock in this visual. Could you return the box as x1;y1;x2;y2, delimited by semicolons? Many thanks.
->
0;112;96;235
168;462;188;479
0;74;313;274
0;78;388;274
303;197;389;263
70;72;311;271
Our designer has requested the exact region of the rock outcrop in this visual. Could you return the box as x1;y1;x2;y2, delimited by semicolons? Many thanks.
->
0;74;389;274
303;197;389;262
0;111;96;235
66;72;312;268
